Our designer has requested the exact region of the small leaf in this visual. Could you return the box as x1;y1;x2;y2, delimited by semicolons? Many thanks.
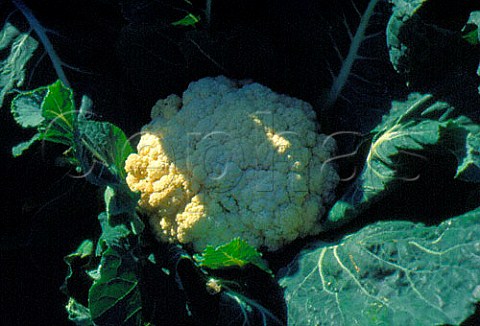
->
194;238;271;274
61;239;98;321
463;11;480;45
10;86;47;127
76;240;94;259
65;297;93;326
171;13;200;27
104;186;143;235
0;22;38;108
63;240;95;287
96;212;131;256
41;79;76;132
104;186;136;219
454;128;480;182
78;95;93;121
77;120;134;185
12;132;41;157
462;28;479;45
176;247;285;325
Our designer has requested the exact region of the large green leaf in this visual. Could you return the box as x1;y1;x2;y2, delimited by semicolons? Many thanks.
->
0;23;38;108
326;93;479;227
387;1;478;83
64;185;142;324
88;247;142;326
280;207;480;325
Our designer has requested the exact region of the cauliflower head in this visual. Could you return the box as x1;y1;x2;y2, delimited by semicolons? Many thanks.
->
125;76;339;251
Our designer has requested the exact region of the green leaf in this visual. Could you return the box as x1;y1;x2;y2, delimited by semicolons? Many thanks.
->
70;239;94;260
280;207;480;325
176;248;285;325
10;81;134;188
10;86;47;127
456;132;480;182
465;11;480;93
77;120;134;184
61;239;98;325
65;297;93;326
478;63;480;94
104;186;143;235
96;212;131;256
10;80;76;156
0;23;38;108
194;238;271;274
463;28;479;45
88;247;142;325
41;79;76;137
63;240;95;293
452;117;480;182
12;132;41;157
218;289;286;325
171;13;201;27
386;0;426;75
387;1;477;85
463;11;480;45
326;94;480;227
96;185;140;256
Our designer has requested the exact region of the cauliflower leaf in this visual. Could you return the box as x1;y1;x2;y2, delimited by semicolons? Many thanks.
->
280;207;480;326
193;237;271;274
462;11;479;45
0;22;38;108
76;120;134;185
88;247;142;326
65;298;93;326
176;248;286;326
326;93;480;228
10;80;135;187
387;0;480;87
11;80;75;156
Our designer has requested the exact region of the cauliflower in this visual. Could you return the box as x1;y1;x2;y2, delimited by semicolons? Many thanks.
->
125;76;339;251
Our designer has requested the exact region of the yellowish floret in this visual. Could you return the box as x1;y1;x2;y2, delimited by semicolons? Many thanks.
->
125;76;339;251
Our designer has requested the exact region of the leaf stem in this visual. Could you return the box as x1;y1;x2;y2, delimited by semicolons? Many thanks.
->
325;0;380;110
11;0;71;87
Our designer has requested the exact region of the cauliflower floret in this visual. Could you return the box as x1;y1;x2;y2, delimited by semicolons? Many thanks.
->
125;76;339;251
